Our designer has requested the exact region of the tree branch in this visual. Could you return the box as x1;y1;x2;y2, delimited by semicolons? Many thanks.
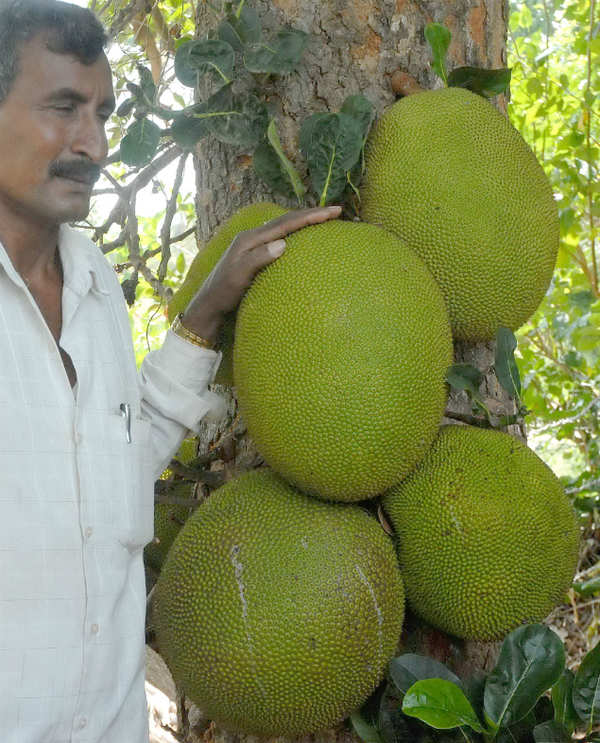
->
159;153;188;281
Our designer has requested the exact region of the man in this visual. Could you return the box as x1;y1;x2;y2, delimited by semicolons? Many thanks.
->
0;1;340;741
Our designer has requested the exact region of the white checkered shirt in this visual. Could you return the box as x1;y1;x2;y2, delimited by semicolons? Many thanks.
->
0;225;223;743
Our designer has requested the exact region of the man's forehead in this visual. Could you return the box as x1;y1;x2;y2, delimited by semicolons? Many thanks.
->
16;33;114;100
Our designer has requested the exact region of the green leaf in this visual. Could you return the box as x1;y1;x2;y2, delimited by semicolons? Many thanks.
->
484;624;565;730
218;5;261;52
265;119;306;201
447;67;512;98
402;679;484;732
120;118;162;166
137;64;156;102
350;711;385;743
244;28;309;74
116;97;136;119
389;654;463;697
573;577;600;598
495;327;522;402
532;720;571;742
188;85;268;149
299;112;363;205
425;23;451;85
572;640;600;728
495;710;537;742
445;364;484;397
341;95;375;194
174;39;235;87
253;141;297;199
171;109;211;149
340;94;375;140
569;290;595;311
551;669;578;733
563;350;583;368
208;91;268;148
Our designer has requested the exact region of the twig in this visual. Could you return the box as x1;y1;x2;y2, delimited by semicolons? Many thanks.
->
533;397;600;434
567;479;600;496
158;153;188;280
444;410;493;428
154;493;202;507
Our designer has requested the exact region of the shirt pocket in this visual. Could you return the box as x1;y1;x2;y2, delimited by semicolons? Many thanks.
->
78;410;155;552
121;414;155;551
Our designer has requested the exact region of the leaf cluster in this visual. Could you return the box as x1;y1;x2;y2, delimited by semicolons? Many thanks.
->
507;0;599;493
445;327;527;428
352;624;600;743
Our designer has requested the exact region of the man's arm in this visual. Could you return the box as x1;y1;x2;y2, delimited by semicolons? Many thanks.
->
139;206;342;480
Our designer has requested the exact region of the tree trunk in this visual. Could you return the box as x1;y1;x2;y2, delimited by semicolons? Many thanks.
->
183;1;512;740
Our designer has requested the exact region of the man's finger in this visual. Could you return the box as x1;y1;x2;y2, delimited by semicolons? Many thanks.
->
242;205;342;249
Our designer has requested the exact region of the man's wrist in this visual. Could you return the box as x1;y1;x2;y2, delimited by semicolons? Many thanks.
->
177;308;224;348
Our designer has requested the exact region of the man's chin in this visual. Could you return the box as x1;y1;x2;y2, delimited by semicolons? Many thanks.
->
46;195;92;224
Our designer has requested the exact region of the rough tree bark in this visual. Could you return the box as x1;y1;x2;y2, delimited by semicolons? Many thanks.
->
169;1;515;740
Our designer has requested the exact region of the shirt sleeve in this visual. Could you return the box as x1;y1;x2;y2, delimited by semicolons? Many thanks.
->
139;330;227;480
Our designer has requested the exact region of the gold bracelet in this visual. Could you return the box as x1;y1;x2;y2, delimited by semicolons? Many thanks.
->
171;313;216;350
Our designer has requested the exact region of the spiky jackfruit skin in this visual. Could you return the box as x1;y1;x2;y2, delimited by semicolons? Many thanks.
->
382;426;580;641
154;469;405;738
144;483;193;574
168;203;287;385
233;220;452;501
360;88;559;341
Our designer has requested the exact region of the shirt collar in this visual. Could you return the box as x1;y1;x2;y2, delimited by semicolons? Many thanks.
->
0;223;109;297
58;224;110;297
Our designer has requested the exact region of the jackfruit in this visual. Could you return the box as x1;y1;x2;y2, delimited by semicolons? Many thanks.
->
360;87;559;341
149;439;198;572
233;219;452;501
382;425;580;641
154;469;405;737
168;202;287;385
144;483;194;574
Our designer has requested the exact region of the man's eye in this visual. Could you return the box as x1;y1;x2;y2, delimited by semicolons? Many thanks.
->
53;104;75;113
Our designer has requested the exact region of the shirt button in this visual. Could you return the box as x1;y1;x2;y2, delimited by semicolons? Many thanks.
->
77;717;87;729
91;623;99;635
84;527;93;539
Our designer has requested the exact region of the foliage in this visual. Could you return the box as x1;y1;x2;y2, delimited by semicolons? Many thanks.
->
352;625;600;743
507;0;599;506
446;327;527;427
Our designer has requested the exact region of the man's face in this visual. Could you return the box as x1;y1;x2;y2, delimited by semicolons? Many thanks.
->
0;33;115;227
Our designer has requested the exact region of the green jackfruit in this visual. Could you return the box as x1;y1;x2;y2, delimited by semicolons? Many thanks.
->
144;483;194;574
234;219;452;501
168;202;287;385
360;87;559;341
154;469;405;737
382;425;580;641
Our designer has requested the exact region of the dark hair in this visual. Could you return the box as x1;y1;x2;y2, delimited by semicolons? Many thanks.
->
0;0;108;103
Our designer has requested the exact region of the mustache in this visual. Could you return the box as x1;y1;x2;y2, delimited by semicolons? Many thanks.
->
49;160;101;185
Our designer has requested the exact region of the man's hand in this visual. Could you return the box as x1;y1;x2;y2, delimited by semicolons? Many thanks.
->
180;205;342;345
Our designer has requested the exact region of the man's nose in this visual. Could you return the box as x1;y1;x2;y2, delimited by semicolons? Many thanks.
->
71;113;108;163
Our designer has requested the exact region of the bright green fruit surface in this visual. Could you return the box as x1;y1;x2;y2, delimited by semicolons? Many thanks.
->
233;219;452;501
168;202;287;385
383;425;580;641
154;469;405;737
360;87;559;341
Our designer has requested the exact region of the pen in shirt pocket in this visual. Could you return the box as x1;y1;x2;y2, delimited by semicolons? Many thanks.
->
119;403;132;444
